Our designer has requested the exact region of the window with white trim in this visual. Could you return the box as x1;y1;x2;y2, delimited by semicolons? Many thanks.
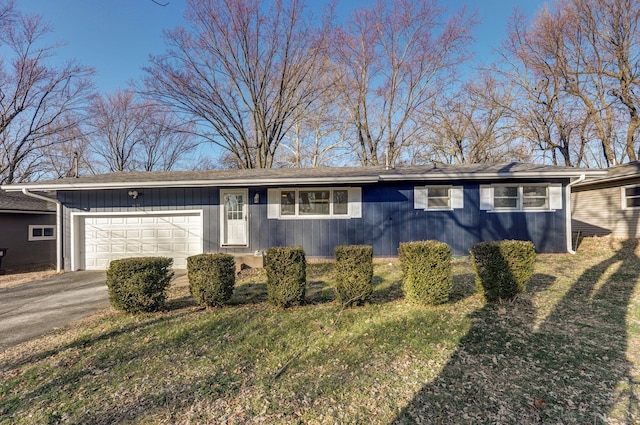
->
480;184;562;212
268;187;361;219
29;225;56;241
623;185;640;208
414;186;464;210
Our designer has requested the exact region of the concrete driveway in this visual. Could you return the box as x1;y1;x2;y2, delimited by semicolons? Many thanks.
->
0;271;108;351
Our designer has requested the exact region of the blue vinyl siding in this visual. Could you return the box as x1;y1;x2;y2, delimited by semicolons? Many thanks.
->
58;178;568;267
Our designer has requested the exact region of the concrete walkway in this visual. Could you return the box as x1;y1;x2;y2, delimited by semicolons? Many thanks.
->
0;271;108;351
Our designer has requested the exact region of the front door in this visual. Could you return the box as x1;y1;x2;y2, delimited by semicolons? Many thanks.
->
221;190;248;246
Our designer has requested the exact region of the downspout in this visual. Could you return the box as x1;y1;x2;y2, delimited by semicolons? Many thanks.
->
565;174;586;255
21;188;62;273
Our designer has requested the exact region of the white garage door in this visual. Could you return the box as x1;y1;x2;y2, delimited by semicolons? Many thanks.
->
82;213;202;270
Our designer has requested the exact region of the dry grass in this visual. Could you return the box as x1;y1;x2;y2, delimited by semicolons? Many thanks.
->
0;266;57;290
1;238;640;424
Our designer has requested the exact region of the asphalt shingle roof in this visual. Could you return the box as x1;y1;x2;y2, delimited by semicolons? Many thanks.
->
0;191;56;212
0;162;603;191
573;161;640;187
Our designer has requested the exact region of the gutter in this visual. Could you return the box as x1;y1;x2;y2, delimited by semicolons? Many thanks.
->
565;174;586;254
20;189;62;273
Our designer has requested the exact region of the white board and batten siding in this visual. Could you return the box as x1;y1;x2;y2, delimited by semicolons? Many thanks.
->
76;211;203;271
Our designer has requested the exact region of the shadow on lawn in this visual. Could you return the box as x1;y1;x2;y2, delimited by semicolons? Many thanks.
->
394;239;640;424
1;308;262;424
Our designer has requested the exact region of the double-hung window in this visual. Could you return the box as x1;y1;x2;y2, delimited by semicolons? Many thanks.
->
623;185;640;209
480;184;561;212
414;186;464;210
268;187;360;219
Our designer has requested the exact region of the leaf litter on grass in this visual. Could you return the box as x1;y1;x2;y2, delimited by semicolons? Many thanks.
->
2;239;640;424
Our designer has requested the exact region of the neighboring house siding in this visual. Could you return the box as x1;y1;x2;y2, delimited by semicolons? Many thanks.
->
572;177;640;238
58;178;568;269
0;213;56;269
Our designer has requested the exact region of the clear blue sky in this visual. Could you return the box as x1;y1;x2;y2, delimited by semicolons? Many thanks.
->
12;0;547;94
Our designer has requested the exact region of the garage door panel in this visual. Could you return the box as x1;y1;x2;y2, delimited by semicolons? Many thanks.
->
82;213;202;270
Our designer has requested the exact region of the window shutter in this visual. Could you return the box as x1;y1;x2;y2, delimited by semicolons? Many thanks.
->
414;186;427;210
450;186;464;209
267;188;279;218
479;185;493;210
349;187;362;218
549;184;563;210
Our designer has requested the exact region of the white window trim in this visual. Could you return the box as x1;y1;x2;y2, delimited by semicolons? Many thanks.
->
480;183;562;212
267;187;361;219
622;184;640;210
28;224;56;241
414;186;464;210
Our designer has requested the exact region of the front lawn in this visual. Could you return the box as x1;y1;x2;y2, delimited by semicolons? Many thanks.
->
1;238;639;424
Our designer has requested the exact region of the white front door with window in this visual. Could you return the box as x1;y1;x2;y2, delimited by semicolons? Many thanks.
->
221;189;248;246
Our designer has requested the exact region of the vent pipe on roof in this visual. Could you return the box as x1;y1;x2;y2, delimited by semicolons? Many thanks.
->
385;146;389;170
73;152;79;178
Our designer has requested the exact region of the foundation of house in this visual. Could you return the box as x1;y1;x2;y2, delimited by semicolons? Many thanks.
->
232;252;265;273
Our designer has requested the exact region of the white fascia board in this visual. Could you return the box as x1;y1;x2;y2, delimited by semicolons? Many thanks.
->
2;176;380;191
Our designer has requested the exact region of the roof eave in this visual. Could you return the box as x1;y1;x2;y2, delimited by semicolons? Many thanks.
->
2;169;605;191
1;176;382;191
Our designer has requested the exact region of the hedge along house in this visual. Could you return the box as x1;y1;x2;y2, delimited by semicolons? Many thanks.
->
1;163;604;271
572;161;640;238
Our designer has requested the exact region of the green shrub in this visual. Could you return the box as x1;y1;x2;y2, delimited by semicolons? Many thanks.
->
106;257;174;313
187;253;236;307
470;240;536;302
265;246;306;308
333;245;373;306
398;240;452;305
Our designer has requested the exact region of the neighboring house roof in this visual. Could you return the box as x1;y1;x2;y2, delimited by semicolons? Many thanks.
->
0;190;57;213
573;161;640;188
0;162;606;192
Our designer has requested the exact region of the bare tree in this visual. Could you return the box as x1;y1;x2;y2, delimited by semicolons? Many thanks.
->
40;118;91;178
277;92;348;168
87;90;147;173
143;0;333;169
87;89;200;173
137;109;200;171
502;0;640;167
331;0;476;167
0;2;94;183
418;76;519;165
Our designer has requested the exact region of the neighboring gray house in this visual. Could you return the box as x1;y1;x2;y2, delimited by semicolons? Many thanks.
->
2;163;604;271
572;161;640;238
0;190;57;270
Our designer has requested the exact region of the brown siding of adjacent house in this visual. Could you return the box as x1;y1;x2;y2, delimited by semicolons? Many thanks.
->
572;177;640;238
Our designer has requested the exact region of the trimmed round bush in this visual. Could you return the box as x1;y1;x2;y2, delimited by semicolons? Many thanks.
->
470;240;536;302
265;246;306;308
106;257;174;313
333;244;373;306
399;240;452;305
187;253;236;307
